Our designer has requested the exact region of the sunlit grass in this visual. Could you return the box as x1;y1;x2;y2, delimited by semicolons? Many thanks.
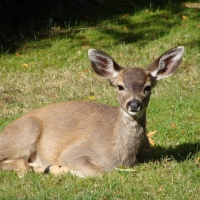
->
0;1;200;199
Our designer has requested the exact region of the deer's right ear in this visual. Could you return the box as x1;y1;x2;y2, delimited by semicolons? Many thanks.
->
88;49;123;80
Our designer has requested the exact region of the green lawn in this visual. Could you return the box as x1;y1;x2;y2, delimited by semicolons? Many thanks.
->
0;1;200;199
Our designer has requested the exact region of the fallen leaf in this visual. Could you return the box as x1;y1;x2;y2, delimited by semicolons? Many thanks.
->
123;26;128;31
147;131;157;146
0;102;5;108
122;14;129;18
51;94;58;98
77;50;82;55
78;69;89;75
148;138;155;146
87;96;96;100
81;44;90;49
181;129;185;134
171;123;176;128
147;130;157;138
119;53;123;58
182;3;200;9
195;157;200;163
163;13;167;17
182;15;188;20
81;36;90;41
158;186;164;192
23;63;29;68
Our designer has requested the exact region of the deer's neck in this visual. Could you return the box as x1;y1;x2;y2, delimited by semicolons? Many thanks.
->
115;108;146;166
120;109;146;131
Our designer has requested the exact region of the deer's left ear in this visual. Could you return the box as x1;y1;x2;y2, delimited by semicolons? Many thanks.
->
146;46;184;80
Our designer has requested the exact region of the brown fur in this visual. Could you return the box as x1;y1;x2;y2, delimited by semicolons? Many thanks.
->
0;47;184;177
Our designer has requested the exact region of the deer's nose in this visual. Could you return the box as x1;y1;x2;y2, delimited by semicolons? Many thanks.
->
126;100;142;112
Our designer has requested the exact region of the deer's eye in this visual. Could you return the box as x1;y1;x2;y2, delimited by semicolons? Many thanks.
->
117;85;125;91
144;85;151;94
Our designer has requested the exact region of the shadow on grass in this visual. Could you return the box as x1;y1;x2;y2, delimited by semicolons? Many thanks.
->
0;0;192;53
152;142;200;162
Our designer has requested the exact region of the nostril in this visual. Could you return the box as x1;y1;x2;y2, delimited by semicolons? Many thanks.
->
126;100;142;112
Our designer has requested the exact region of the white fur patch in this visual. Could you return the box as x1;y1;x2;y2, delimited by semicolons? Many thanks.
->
150;69;159;78
127;111;138;116
1;160;14;164
70;170;86;178
121;108;137;118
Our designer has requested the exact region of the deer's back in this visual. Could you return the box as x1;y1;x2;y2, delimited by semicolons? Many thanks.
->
30;101;119;135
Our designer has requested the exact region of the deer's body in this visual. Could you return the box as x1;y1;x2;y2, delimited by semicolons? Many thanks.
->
0;47;184;177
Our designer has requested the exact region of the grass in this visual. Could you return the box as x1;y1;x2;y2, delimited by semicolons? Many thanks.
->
0;1;200;199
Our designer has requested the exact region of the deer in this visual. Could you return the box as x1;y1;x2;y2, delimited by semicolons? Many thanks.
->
0;46;184;177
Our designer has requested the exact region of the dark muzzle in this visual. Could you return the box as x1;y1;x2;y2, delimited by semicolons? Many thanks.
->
126;99;142;112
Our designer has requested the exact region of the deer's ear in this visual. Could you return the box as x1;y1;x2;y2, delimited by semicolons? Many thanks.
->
88;49;123;80
146;46;184;80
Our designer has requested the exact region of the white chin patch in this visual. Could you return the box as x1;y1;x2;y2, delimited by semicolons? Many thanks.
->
121;108;141;118
127;111;138;116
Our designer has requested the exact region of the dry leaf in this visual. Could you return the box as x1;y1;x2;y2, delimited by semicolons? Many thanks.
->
77;50;82;55
78;69;89;75
182;15;188;20
87;96;96;101
147;131;157;146
51;94;58;98
81;44;90;49
123;26;128;31
171;123;176;128
0;102;5;108
119;53;123;58
122;14;129;18
195;157;200;163
23;63;29;68
158;186;163;192
181;129;185;134
182;3;200;9
148;138;155;146
147;130;157;138
81;36;90;41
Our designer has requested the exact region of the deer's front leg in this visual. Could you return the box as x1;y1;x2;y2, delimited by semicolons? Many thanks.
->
38;156;104;177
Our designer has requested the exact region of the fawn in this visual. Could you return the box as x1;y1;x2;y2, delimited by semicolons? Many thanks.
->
0;46;184;177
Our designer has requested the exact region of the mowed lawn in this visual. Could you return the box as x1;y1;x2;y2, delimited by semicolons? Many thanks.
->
0;1;200;199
